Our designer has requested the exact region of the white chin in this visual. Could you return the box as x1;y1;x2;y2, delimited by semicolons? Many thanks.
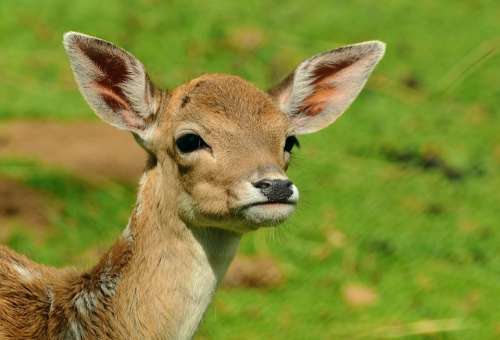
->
242;203;296;226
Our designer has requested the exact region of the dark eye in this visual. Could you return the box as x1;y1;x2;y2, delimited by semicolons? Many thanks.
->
284;136;300;153
175;133;209;153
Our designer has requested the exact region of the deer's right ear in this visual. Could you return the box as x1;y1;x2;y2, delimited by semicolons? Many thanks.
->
63;32;160;141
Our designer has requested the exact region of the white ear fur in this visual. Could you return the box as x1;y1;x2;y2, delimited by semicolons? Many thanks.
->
270;41;385;134
63;32;159;140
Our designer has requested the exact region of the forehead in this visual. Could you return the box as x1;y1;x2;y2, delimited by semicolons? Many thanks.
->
168;74;289;134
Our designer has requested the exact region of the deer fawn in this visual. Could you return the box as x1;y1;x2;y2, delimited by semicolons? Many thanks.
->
0;32;384;339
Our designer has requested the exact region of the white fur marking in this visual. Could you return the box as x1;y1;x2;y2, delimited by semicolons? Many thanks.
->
68;320;84;340
122;220;133;240
12;263;34;281
175;230;239;339
74;290;97;316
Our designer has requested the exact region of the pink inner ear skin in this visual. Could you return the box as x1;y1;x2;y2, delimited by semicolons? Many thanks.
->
301;85;335;116
95;83;131;112
300;56;364;117
94;83;146;130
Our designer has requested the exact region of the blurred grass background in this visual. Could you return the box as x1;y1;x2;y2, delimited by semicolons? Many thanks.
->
0;0;499;339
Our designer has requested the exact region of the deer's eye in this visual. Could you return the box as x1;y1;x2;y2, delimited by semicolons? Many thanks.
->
176;133;209;153
284;136;300;153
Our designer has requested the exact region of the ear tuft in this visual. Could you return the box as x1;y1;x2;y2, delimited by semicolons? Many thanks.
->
270;41;386;134
63;32;159;138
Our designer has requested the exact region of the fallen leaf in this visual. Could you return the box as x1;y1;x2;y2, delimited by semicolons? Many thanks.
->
223;255;284;289
342;283;378;308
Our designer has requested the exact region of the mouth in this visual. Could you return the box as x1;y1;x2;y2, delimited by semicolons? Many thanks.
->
237;200;297;226
241;200;297;209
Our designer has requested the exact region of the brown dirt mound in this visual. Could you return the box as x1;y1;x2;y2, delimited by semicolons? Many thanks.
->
0;121;146;183
0;177;51;241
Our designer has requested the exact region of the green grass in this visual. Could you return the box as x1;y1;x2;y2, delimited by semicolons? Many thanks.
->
1;1;499;339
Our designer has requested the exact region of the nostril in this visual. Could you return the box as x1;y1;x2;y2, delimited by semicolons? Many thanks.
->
253;179;272;190
253;179;294;202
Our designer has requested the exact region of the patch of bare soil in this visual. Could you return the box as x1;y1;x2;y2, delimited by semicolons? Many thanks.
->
223;255;285;289
0;177;51;241
0;121;146;182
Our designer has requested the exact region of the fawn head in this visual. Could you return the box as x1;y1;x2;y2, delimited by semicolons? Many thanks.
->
63;32;384;233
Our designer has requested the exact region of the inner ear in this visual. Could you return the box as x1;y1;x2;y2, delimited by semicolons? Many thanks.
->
80;42;132;110
269;41;385;134
64;32;160;138
301;58;359;115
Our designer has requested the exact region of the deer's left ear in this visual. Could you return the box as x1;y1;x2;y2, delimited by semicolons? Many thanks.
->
269;41;385;134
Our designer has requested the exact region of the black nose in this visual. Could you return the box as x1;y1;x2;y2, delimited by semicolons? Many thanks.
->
253;179;294;202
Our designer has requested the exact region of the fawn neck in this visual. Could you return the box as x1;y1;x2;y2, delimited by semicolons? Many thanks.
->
110;164;240;339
